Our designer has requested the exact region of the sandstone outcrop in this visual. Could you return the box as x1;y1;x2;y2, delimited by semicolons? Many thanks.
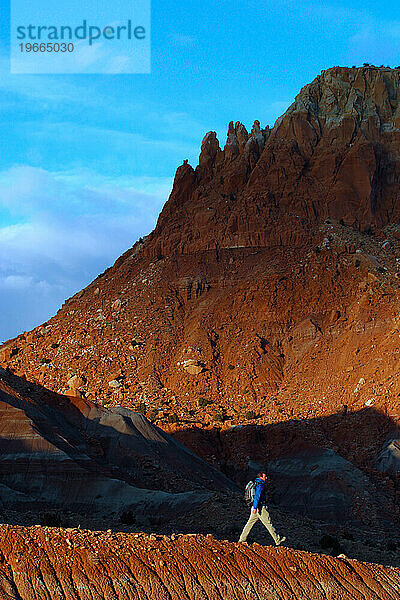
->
146;65;400;257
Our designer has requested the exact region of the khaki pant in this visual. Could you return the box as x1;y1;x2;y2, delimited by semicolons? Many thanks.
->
239;506;279;544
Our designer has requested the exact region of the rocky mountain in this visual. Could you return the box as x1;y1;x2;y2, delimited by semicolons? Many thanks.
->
2;65;400;531
146;65;400;256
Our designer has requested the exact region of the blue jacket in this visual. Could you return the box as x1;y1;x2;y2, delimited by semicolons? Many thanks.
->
253;477;268;510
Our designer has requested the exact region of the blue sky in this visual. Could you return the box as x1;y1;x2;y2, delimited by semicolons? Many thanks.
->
0;0;399;340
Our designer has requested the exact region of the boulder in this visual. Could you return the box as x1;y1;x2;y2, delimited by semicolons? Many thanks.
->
376;438;400;474
111;299;122;311
183;360;205;376
108;379;122;389
67;375;86;390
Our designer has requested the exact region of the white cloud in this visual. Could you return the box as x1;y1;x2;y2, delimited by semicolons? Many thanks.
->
1;275;34;290
0;166;172;341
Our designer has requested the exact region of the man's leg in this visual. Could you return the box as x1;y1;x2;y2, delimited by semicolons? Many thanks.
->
258;507;280;544
238;509;259;542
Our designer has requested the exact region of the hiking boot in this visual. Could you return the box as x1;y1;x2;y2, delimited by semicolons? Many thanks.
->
275;536;286;546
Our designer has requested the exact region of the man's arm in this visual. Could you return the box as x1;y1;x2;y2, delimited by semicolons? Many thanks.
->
252;482;263;512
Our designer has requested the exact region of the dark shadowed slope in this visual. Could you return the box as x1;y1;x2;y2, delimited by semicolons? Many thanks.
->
0;367;236;520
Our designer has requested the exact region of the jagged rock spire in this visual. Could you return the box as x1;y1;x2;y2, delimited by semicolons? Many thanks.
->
243;120;270;168
249;120;269;149
197;131;223;179
224;121;249;161
199;131;221;166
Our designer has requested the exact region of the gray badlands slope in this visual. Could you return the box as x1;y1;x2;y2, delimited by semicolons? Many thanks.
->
0;366;236;521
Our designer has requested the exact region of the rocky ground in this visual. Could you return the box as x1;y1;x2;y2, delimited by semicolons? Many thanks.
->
0;362;398;574
1;492;399;570
0;525;398;600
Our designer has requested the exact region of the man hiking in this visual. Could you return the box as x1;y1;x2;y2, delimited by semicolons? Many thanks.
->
239;470;286;545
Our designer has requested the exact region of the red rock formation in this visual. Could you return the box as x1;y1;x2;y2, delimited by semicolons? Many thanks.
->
0;526;398;600
3;66;400;582
2;65;400;489
145;65;400;257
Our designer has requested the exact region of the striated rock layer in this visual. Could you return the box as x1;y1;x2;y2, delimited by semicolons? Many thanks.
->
0;367;235;521
0;526;398;600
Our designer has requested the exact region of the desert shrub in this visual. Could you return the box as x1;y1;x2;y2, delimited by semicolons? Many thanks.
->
319;534;335;548
135;402;147;414
197;397;211;407
319;534;341;555
245;410;257;420
149;515;164;527
39;512;64;527
227;364;235;370
168;413;179;424
214;413;225;423
342;531;354;541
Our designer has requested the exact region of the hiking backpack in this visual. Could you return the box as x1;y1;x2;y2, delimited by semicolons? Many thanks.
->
244;480;257;507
